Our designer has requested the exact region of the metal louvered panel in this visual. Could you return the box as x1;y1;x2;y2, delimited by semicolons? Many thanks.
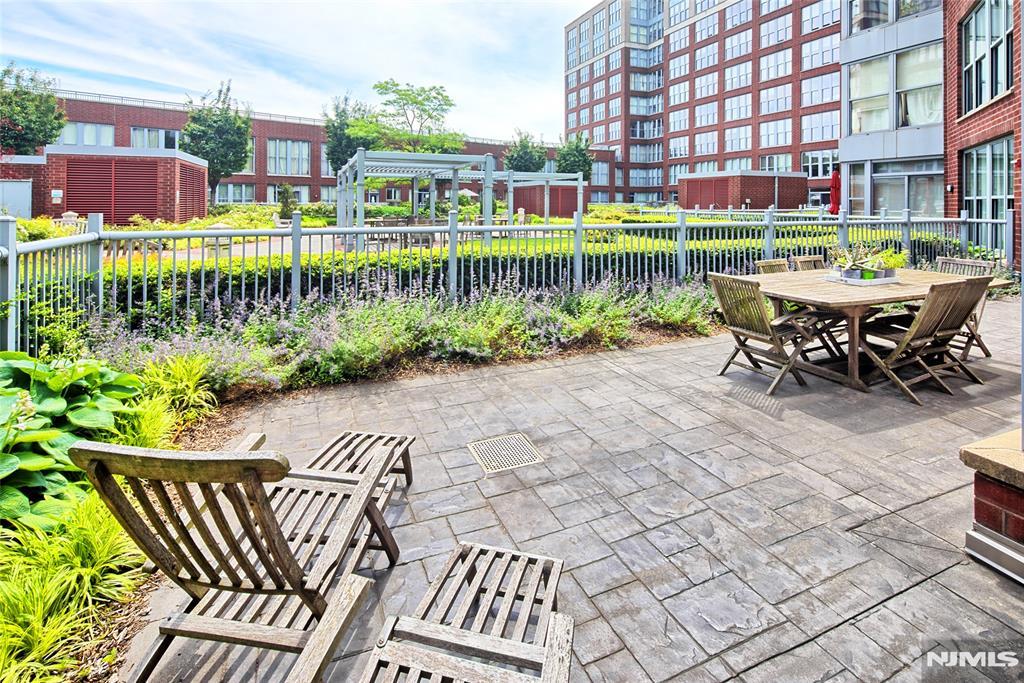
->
113;160;158;224
66;158;113;217
467;433;543;473
178;164;205;221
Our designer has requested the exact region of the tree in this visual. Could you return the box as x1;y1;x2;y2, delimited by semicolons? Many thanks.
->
277;183;296;218
363;79;464;153
180;82;252;203
323;94;376;173
0;63;66;154
556;134;594;181
503;130;548;172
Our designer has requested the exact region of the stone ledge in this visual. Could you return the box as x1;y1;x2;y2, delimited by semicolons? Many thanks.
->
960;430;1024;490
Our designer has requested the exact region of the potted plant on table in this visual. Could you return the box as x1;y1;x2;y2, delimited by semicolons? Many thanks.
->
876;248;908;278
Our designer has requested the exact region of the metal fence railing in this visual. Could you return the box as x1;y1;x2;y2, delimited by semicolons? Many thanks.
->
0;208;1016;353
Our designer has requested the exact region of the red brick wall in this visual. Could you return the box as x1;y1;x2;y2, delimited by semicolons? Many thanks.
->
943;0;1021;253
677;174;807;209
974;472;1024;544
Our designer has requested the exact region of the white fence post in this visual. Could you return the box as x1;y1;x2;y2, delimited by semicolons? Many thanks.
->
290;212;302;312
0;216;17;351
573;210;584;289
901;208;912;260
676;210;687;281
448;210;459;299
959;209;970;256
86;213;103;312
838;209;849;249
764;208;775;260
1005;209;1015;270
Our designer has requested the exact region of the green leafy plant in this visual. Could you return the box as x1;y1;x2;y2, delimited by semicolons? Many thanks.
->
0;353;142;528
141;354;217;427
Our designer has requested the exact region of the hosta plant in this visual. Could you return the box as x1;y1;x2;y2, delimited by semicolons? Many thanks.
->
0;353;142;529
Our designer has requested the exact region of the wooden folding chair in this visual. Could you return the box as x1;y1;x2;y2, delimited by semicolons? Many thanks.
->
936;256;995;359
710;274;824;395
793;254;827;271
755;258;790;274
359;542;574;682
860;281;965;405
70;434;403;682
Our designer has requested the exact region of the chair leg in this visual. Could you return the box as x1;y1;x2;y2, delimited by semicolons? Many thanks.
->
946;351;984;385
861;345;922;406
719;346;741;376
365;501;400;566
767;339;809;396
399;447;414;487
915;358;953;395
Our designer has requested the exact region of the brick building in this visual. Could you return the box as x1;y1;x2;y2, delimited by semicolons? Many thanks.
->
942;0;1019;239
564;0;842;207
44;90;615;211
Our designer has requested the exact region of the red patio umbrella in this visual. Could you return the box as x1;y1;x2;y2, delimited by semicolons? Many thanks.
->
828;169;841;215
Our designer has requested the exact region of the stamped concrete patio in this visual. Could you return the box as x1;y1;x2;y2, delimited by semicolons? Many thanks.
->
139;298;1024;682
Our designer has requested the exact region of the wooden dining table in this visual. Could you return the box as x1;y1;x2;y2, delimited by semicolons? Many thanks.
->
744;269;1012;392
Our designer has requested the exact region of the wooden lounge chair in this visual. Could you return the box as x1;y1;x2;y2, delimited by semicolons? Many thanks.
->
860;281;964;405
70;434;404;682
936;256;995;359
359;542;573;682
793;254;827;271
710;274;824;395
755;258;790;274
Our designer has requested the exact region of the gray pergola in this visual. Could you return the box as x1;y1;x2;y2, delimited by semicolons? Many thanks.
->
335;149;585;229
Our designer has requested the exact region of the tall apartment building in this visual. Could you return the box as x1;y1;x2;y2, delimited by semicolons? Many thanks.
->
838;0;944;216
564;0;842;206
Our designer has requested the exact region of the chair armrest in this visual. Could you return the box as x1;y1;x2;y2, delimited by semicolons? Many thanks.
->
289;574;372;681
770;308;818;326
541;613;575;683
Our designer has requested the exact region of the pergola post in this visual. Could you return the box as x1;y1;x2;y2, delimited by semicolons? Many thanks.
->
356;147;366;251
544;180;551;225
507;170;515;228
576;172;585;220
411;175;419;222
335;172;342;228
451;168;460;227
483;154;495;247
429;175;437;223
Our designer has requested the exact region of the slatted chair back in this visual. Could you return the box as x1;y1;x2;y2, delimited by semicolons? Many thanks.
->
710;274;774;341
755;258;790;274
935;256;996;277
889;281;964;356
793;255;827;271
69;437;316;606
934;276;993;339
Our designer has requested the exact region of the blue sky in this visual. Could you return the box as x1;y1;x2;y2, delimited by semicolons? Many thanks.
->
1;0;590;141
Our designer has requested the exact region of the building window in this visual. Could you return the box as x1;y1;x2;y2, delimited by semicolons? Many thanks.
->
963;136;1014;219
215;183;255;204
130;127;180;149
592;124;606;144
897;43;942;127
630;143;663;163
321;185;337;203
580;86;591;104
267;184;310;203
669;108;690;132
725;61;753;91
631;119;664;139
629;94;663;115
608;120;622;139
592;161;610;186
568;92;577;109
593;79;606;99
850;56;889;133
760;153;793;172
57;122;114;146
801;111;840;142
801;149;839;178
693;161;719;173
669;26;690;53
695;14;718;42
849;163;866;213
386;187;401;202
669;163;691;183
669;82;690;106
695;102;718;127
567;71;578;89
802;0;840;33
724;125;752;152
320;144;335;177
760;0;792;14
724;157;752;171
695;44;718;72
760;15;792;49
669;54;690;79
669;135;690;158
801;33;838;71
580;108;590;125
694;131;718;156
594;56;606;78
725;0;752;29
567;112;577;129
609;98;622;117
609;73;622;93
630;71;663;92
725;30;753;60
760;49;792;82
629;167;663;187
593;102;606;121
238;136;256;174
759;84;792;115
801;73;840;107
630;47;662;68
759;118;792;148
871;160;944;215
267;139;310;176
609;49;622;70
899;0;939;18
961;0;1014;115
725;93;753;121
850;0;888;33
669;0;691;26
694;73;719;99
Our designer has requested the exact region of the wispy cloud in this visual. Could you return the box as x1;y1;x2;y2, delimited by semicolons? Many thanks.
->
1;0;586;141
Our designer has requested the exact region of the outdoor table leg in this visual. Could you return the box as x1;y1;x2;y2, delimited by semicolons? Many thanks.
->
844;305;871;392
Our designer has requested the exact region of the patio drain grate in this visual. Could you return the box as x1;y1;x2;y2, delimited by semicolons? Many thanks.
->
468;433;543;473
